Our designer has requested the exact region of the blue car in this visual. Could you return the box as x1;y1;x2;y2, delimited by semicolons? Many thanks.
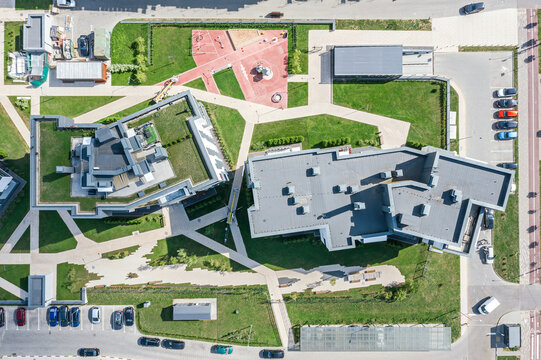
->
213;345;233;355
47;306;58;327
497;131;518;140
70;307;80;327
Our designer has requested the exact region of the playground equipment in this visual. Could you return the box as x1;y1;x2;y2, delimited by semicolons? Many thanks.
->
271;93;282;103
256;64;273;80
153;76;178;104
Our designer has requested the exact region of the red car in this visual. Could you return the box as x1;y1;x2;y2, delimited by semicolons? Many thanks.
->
16;307;25;326
497;110;518;118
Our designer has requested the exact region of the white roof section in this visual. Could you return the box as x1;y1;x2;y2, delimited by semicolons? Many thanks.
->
56;61;104;80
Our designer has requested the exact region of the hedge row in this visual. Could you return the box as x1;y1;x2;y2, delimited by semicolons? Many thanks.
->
357;139;379;147
320;137;350;148
162;134;192;148
406;141;428;150
266;136;304;147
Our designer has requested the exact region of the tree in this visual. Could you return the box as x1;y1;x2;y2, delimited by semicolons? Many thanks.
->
67;268;77;282
0;148;8;159
14;98;29;111
177;248;187;260
134;71;147;84
290;49;302;74
127;272;139;278
133;37;145;53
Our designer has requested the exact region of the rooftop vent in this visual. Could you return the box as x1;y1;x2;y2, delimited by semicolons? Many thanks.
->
311;167;320;176
450;189;462;203
337;184;347;193
428;175;439;187
392;169;404;178
300;205;310;214
420;204;431;216
286;185;295;195
349;185;360;194
353;202;366;211
252;181;261;189
292;196;300;205
380;171;392;179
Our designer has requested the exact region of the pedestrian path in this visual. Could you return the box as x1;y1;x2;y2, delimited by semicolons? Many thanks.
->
57;210;96;249
73;96;151;124
0;277;27;299
0;96;30;145
0;211;32;254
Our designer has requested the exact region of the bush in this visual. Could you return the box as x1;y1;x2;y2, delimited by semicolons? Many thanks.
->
0;148;8;159
135;54;146;66
127;272;138;278
134;36;145;54
406;141;428;150
290;49;302;74
266;135;304;148
109;64;140;73
14;98;29;111
134;71;147;84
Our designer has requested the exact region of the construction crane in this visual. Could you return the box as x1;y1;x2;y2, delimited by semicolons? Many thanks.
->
153;76;178;104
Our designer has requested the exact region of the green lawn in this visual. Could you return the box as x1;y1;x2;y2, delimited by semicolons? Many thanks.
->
98;98;154;123
494;193;519;283
336;19;431;31
0;103;30;252
8;96;31;129
184;181;232;220
149;100;192;143
75;214;163;243
497;356;520;360
196;220;236;251
184;77;207;91
333;81;445;148
450;87;459;153
3;22;24;85
102;246;140;260
293;24;332;74
111;24;196;85
166;138;209;185
288;82;308;108
201;101;245;167
0;264;29;291
15;0;51;9
39;211;77;253
213;68;245;100
250;114;380;151
57;262;101;300
40;96;121;118
11;228;30;253
145;234;251;272
88;284;280;346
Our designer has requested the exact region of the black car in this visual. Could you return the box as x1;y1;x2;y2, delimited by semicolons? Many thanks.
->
261;349;285;358
162;339;185;349
78;348;100;357
78;35;89;57
113;310;123;330
139;337;160;347
484;209;495;229
462;2;485;14
495;121;518;130
0;307;5;327
59;305;70;327
496;99;518;108
498;162;518;169
124;306;134;326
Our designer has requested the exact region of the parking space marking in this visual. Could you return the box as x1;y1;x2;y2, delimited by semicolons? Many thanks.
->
37;309;40;331
101;306;105;331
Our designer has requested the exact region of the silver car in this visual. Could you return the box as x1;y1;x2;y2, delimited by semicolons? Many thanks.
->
90;307;100;324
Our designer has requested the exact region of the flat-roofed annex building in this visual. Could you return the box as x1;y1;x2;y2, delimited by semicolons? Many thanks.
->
245;146;514;257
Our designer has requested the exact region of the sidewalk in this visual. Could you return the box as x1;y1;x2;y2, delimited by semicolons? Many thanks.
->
72;96;151;123
0;277;27;299
0;96;30;145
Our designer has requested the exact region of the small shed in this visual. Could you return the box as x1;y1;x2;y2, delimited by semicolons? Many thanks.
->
93;29;110;60
172;298;217;321
333;45;403;80
27;274;53;309
504;324;521;348
56;61;107;82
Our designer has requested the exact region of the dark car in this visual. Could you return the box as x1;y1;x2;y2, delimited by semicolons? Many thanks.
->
0;307;5;328
124;306;134;326
59;305;70;327
261;349;285;358
78;35;89;57
484;209;494;229
113;310;123;330
495;121;518;130
71;307;80;327
462;2;485;14
496;99;518;108
47;306;58;327
16;307;25;326
78;348;100;357
162;339;185;349
139;337;160;347
498;162;518;169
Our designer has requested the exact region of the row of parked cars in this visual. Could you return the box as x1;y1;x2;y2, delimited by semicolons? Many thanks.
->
494;87;518;141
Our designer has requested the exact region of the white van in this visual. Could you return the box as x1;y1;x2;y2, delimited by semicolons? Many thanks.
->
479;297;500;315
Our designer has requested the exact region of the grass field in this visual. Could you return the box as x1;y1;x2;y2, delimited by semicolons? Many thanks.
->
0;264;29;291
3;22;24;85
294;24;332;74
493;193;519;283
497;356;520;360
150;100;192;143
196;220;236;251
39;211;77;253
450;87;459;153
11;228;30;253
184;77;207;91
88;284;280;346
184;181;232;220
0;103;30;252
333;81;445;148
201;101;245;167
336;19;431;31
250;114;380;151
166;138;209;185
15;0;51;9
8;96;30;129
57;263;101;300
98;98;154;123
75;214;163;243
40;96;121;118
213;68;245;100
102;246;140;260
145;234;250;272
288;82;308;108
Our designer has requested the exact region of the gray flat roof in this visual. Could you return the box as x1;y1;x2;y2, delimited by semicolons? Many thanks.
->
173;303;212;321
333;46;403;77
28;277;44;307
23;14;44;51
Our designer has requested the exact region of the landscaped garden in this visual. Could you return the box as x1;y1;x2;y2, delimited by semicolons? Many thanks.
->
39;211;77;253
288;82;308;108
3;22;24;85
57;262;101;300
494;191;519;283
184;77;207;91
0;264;29;300
213;68;245;100
102;246;140;260
75;214;163;243
250;114;380;151
333;80;446;148
40;96;121;118
87;284;280;346
335;19;431;31
196;220;236;251
9;96;30;128
145;234;250;272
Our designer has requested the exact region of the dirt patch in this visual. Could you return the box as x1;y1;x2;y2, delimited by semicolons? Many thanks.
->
227;29;261;50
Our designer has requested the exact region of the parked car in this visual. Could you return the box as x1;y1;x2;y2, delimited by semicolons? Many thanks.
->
56;0;75;7
113;311;123;330
479;296;500;314
485;246;495;264
0;307;5;328
90;306;100;324
497;110;518;118
139;337;160;347
47;306;58;327
498;162;518;169
59;305;70;327
261;349;285;358
71;307;80;327
495;121;518;130
213;345;233;355
268;11;284;18
78;35;89;57
497;131;518;140
162;339;185;349
462;2;485;14
496;99;518;108
16;307;25;326
484;209;494;229
124;306;134;326
496;87;517;97
78;348;100;357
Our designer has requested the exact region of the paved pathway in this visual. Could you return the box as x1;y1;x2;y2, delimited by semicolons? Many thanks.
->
29;210;39;255
73;96;150;123
0;277;27;299
0;211;32;254
0;96;30;145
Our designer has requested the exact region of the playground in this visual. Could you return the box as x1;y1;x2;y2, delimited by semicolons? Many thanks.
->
168;29;289;108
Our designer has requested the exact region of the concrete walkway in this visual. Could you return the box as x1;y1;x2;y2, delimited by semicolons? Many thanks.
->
0;96;30;145
73;96;151;123
57;210;97;249
0;211;32;254
0;277;27;300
